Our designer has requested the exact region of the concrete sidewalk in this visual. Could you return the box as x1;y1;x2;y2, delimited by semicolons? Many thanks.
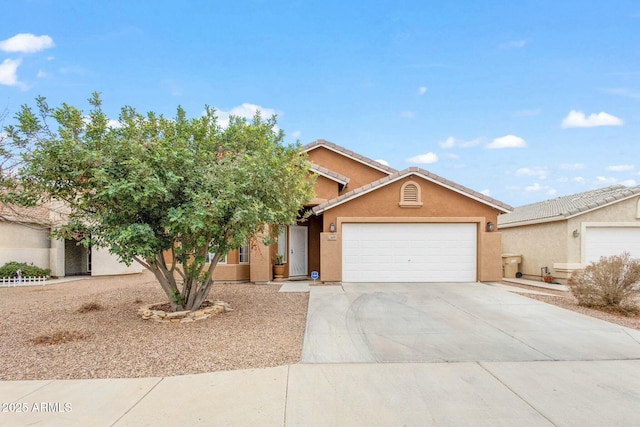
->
2;360;640;426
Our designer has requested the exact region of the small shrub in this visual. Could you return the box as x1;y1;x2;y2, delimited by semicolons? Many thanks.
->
77;302;104;313
568;252;640;313
0;261;50;278
30;330;92;345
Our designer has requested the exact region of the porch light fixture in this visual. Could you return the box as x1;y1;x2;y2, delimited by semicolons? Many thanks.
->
329;222;336;233
486;222;495;232
573;229;580;238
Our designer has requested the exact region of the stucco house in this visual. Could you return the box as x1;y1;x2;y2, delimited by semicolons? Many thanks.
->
225;140;512;283
498;185;640;284
0;202;142;277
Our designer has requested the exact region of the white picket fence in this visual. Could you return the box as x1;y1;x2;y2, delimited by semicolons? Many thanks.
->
0;276;48;287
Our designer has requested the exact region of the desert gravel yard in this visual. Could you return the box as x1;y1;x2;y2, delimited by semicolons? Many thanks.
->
0;271;309;380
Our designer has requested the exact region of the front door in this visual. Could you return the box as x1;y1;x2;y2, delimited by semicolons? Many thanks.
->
289;226;308;277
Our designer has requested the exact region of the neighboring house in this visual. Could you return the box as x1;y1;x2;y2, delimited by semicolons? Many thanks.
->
0;202;142;277
235;140;512;283
498;185;640;284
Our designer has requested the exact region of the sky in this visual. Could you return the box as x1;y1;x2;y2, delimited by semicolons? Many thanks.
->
1;0;639;207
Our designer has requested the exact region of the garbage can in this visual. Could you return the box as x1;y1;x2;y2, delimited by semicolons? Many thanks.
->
501;254;522;278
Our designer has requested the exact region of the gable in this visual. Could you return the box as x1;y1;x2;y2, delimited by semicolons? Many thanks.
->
304;142;395;191
321;175;503;220
313;168;511;216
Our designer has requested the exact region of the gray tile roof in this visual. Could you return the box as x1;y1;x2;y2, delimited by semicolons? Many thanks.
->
498;185;640;227
312;167;513;215
309;164;350;187
0;202;52;226
302;139;398;175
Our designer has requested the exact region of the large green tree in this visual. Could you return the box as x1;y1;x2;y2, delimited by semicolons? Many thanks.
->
3;93;314;311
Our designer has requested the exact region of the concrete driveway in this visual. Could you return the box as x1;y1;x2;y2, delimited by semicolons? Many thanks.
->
302;282;640;363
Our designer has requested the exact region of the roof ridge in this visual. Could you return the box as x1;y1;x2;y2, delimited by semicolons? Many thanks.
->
301;139;398;174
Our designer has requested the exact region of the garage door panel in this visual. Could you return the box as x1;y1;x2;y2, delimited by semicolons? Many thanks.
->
585;227;640;264
342;223;477;283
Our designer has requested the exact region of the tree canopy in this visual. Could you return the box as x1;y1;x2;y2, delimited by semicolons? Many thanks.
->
3;93;314;310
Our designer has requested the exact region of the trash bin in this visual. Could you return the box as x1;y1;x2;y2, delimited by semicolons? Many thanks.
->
502;254;522;278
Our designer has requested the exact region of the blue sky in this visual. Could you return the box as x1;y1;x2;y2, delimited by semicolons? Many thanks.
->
1;0;639;207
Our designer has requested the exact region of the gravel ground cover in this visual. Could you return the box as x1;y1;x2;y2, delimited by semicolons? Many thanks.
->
520;292;640;330
0;271;309;380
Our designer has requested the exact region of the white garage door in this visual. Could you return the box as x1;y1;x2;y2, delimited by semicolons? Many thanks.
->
342;223;477;282
584;226;640;264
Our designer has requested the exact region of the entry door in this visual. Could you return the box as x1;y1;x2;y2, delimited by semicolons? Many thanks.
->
289;226;308;277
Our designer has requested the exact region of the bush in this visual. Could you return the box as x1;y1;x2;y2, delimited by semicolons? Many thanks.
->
0;261;51;278
568;252;640;313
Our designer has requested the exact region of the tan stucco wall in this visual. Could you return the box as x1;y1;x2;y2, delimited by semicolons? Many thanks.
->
212;263;250;282
500;220;568;281
319;232;342;282
316;176;503;282
249;231;272;283
307;146;389;192
0;222;51;271
312;175;340;203
479;231;503;281
90;247;143;276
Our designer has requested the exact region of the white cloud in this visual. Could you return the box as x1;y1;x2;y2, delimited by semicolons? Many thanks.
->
606;164;634;172
374;159;389;166
0;58;23;87
439;136;482;149
443;153;460;160
417;86;427;95
573;176;586;184
561;110;623;128
480;189;491;196
560;163;585;171
82;116;122;129
524;183;544;192
516;167;547;179
36;70;48;78
596;176;617;185
523;183;555;194
0;33;54;53
400;110;415;119
107;119;122;129
215;103;278;129
407;152;438;164
486;134;526;149
290;130;302;139
500;40;527;49
620;179;637;186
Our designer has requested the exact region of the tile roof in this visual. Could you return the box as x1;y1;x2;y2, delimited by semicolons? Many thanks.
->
0;202;53;226
302;139;398;175
498;185;640;227
312;167;513;215
309;163;350;186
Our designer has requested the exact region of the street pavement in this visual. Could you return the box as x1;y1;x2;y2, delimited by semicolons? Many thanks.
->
2;282;640;426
